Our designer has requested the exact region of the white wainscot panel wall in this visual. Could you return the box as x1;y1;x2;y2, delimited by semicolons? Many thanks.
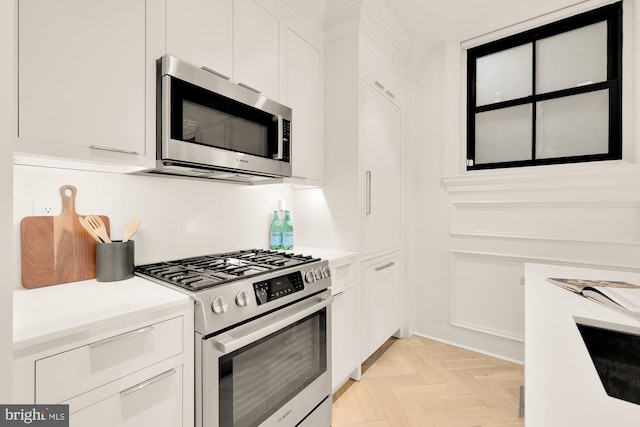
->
450;252;525;342
452;201;640;243
442;194;640;363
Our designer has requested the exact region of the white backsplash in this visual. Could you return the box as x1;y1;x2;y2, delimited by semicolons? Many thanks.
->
13;164;294;289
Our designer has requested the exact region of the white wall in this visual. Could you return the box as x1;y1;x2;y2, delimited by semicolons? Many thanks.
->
13;166;294;289
410;0;640;363
0;0;14;403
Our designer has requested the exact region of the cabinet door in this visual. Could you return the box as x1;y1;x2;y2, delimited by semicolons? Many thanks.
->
70;367;182;427
362;255;401;362
166;0;233;79
363;45;402;105
234;0;280;100
362;83;402;258
18;0;146;155
287;29;321;182
331;284;360;392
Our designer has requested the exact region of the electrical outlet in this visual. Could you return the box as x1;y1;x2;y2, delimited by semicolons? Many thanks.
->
33;199;57;216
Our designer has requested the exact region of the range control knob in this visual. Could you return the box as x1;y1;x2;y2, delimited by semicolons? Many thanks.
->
304;271;315;283
211;297;229;314
322;266;331;279
235;291;250;307
314;268;323;280
256;288;268;304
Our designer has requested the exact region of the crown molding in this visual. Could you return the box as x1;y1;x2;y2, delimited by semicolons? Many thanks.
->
324;0;361;33
324;0;412;63
276;0;327;34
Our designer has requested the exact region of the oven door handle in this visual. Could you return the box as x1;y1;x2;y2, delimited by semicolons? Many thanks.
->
212;294;333;355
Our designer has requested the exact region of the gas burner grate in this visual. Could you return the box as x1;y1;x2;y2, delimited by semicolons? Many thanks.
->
135;249;320;291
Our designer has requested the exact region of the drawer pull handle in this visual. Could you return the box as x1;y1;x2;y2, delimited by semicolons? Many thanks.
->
201;66;231;81
89;325;154;348
89;145;139;155
385;90;396;99
374;80;385;90
120;368;177;398
375;262;395;271
237;82;262;94
333;291;345;298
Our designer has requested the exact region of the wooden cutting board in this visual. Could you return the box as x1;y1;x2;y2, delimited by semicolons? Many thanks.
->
20;185;110;288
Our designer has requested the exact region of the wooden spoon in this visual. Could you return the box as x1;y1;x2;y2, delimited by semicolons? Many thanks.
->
85;215;111;243
122;218;141;242
78;216;102;243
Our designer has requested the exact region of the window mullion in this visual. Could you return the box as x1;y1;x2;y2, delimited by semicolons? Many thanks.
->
531;40;537;163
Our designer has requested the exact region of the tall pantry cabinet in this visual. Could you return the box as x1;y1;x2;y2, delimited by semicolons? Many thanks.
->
323;3;408;363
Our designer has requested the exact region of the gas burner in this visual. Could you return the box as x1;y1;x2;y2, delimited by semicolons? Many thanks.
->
135;249;320;291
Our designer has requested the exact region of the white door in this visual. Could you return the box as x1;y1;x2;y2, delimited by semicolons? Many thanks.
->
362;83;402;258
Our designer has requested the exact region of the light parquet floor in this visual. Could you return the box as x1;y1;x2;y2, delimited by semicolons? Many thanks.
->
332;336;524;427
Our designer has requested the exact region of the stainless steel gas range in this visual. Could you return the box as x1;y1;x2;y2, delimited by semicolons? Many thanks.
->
135;249;333;427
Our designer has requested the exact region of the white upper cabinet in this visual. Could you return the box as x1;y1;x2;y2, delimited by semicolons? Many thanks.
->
234;0;280;100
166;0;281;101
362;44;402;106
166;0;233;79
18;0;146;159
287;29;322;183
17;0;163;169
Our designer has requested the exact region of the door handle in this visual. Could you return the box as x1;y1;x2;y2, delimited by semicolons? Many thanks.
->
273;115;284;160
212;295;333;354
366;171;372;215
375;262;395;271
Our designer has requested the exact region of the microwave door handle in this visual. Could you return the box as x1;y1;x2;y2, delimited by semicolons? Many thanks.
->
273;115;284;160
212;295;333;355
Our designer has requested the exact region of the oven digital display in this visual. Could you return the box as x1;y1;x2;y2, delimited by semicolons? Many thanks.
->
253;271;305;305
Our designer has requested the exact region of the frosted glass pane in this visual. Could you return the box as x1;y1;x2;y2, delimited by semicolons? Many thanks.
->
475;105;532;164
476;44;532;107
536;21;607;94
536;90;608;159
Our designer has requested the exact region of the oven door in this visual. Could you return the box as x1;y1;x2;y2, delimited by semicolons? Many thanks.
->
199;292;332;427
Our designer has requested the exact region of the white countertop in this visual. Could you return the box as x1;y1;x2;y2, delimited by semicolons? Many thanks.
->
525;263;640;426
13;276;190;353
14;247;355;354
285;246;359;266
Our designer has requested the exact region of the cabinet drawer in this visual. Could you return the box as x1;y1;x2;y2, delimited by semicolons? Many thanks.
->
69;367;183;427
36;316;183;404
330;259;358;289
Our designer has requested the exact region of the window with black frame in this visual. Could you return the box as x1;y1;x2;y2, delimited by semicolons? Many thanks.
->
466;2;622;171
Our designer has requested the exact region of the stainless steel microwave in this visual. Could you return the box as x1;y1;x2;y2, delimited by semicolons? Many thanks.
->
142;55;292;184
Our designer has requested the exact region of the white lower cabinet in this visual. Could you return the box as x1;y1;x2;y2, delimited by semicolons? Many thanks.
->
69;366;183;426
32;315;189;427
13;280;193;427
362;253;401;362
36;317;183;404
331;282;360;392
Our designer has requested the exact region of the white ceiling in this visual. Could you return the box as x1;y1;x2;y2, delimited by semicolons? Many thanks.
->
386;0;578;46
